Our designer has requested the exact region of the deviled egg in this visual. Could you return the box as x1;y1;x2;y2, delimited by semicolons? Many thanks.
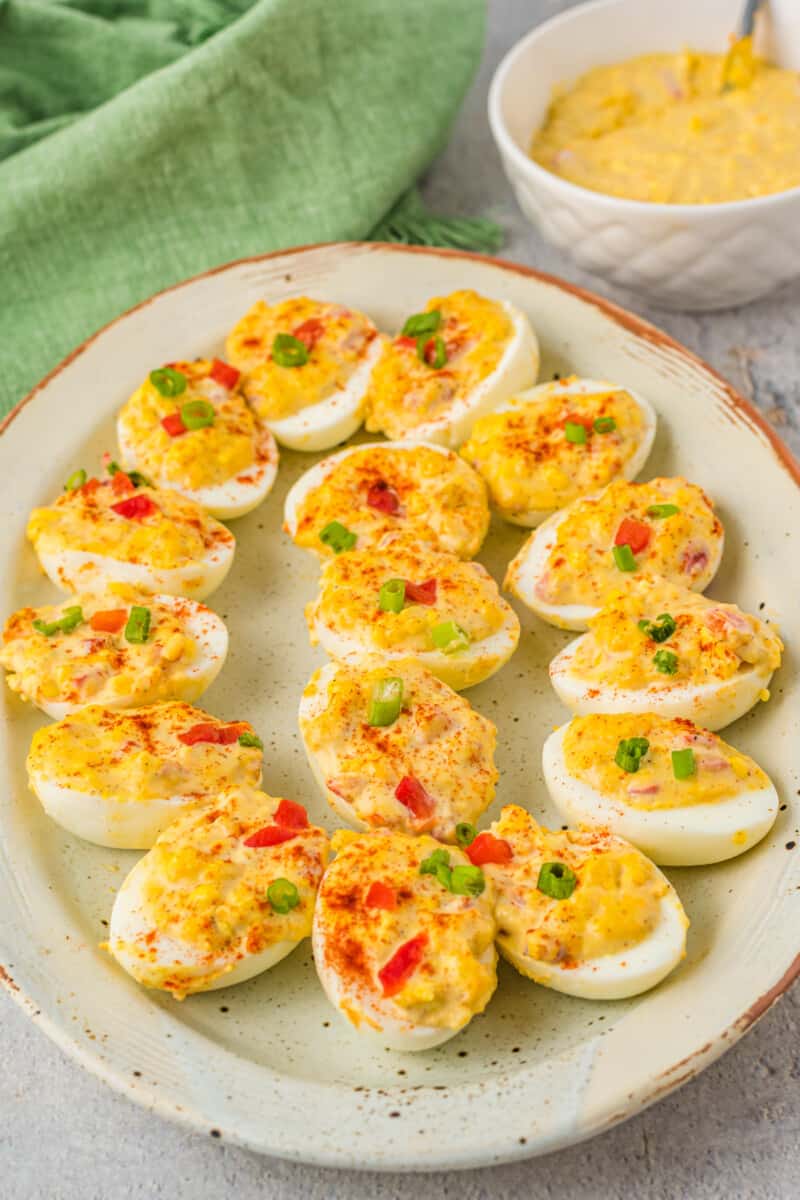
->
299;658;497;842
549;580;783;730
117;358;278;519
1;589;227;719
305;538;520;690
283;441;489;560
542;714;779;866
505;477;723;629
225;297;383;451
479;805;688;1000
364;289;538;446
26;465;234;599
460;376;656;526
107;787;328;998
312;829;498;1050
27;702;264;849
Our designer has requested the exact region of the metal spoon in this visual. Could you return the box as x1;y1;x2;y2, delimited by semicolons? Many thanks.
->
721;0;765;90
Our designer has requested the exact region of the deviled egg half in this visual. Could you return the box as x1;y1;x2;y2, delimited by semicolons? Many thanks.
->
108;787;328;998
312;830;498;1050
283;441;489;561
479;805;688;1000
225;296;384;451
543;714;779;866
460;376;656;526
305;537;520;691
299;658;498;843
364;289;539;446
117;358;278;519
505;477;723;629
549;580;783;730
0;589;227;719
28;702;264;849
27;465;234;599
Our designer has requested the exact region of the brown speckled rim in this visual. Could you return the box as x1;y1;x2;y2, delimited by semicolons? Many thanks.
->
2;241;799;1167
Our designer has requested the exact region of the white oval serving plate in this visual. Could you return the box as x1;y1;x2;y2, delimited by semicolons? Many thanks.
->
1;243;798;1171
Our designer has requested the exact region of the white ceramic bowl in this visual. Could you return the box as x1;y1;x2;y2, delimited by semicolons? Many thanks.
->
489;0;800;310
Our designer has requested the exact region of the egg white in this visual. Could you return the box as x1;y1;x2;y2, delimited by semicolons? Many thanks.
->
298;662;361;827
542;723;779;866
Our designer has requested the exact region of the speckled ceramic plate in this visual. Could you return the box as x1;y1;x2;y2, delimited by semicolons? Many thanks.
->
1;243;798;1171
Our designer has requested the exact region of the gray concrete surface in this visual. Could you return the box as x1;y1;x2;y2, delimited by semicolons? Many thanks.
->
3;2;799;1196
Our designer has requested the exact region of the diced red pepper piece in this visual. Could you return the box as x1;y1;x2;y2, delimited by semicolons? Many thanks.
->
209;358;241;389
178;722;244;746
79;477;103;496
404;578;437;606
161;412;187;438
365;881;398;910
395;335;417;350
366;480;401;514
614;517;651;554
111;494;158;520
394;776;435;820
243;825;298;848
274;798;309;829
563;413;595;434
89;609;127;634
378;932;428;997
111;470;135;496
292;318;325;350
467;832;513;866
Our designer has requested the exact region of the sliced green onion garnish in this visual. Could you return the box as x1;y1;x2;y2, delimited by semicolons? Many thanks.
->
368;677;404;727
647;503;680;519
127;470;151;488
430;620;470;654
125;605;151;644
612;544;637;571
653;648;678;675
537;861;577;900
267;878;300;914
379;578;406;614
106;460;123;476
418;334;447;369
671;748;696;780
564;421;588;445
449;864;485;897
238;732;264;750
638;612;676;643
593;416;617;434
58;606;84;634
319;520;357;554
150;367;187;397
455;822;477;848
615;737;650;773
32;619;60;637
419;848;452;889
180;399;215;430
272;333;309;367
64;469;86;491
402;310;441;337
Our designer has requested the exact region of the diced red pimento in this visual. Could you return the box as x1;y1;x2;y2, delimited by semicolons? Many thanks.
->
404;578;437;606
292;318;325;351
365;881;398;910
111;470;135;496
395;776;435;820
395;336;418;350
79;477;103;497
161;412;187;438
111;494;158;520
274;799;310;829
614;518;651;554
178;722;245;746
366;480;401;515
467;832;513;866
243;825;298;848
89;609;127;634
209;358;240;389
378;932;428;997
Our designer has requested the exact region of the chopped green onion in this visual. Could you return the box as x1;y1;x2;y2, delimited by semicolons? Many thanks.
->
64;469;86;491
564;421;588;445
430;620;470;654
449;864;485;897
417;334;447;369
653;648;678;675
402;310;441;337
638;612;676;643
238;732;264;750
319;520;357;554
180;399;215;430
593;416;617;434
32;606;84;637
612;544;637;572
150;367;187;397
671;748;696;780
368;677;404;727
267;878;300;914
419;848;452;889
537;861;577;900
455;822;477;848
124;605;151;644
615;737;650;773
106;460;124;476
271;333;309;367
647;503;680;519
379;578;406;614
32;619;60;637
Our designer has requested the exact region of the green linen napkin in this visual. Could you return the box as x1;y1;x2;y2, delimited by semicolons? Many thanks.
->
0;0;499;417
